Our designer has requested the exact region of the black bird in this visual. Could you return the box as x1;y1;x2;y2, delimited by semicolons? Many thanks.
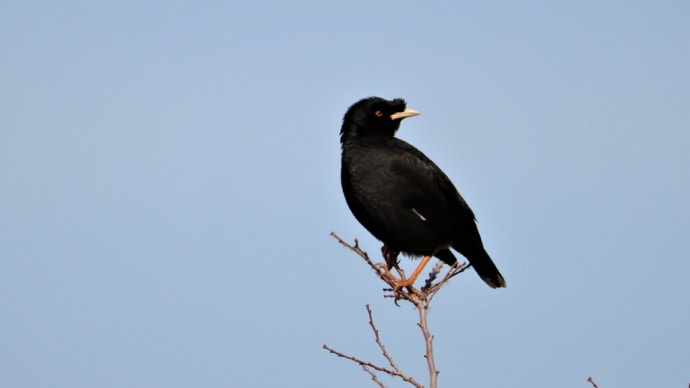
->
340;97;506;289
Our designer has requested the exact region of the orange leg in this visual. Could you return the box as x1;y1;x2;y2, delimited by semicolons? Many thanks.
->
394;255;432;289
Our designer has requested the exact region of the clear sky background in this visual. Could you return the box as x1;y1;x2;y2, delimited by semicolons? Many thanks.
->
2;1;689;387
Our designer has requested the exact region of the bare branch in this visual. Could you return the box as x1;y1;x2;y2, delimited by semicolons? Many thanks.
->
323;344;400;377
323;343;423;388
361;365;386;388
366;304;402;372
417;303;439;387
323;305;424;388
326;233;469;388
330;232;394;286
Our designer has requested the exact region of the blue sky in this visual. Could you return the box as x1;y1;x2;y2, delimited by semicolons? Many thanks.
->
1;1;689;387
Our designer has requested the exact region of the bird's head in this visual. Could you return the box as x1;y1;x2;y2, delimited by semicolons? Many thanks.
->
340;97;420;143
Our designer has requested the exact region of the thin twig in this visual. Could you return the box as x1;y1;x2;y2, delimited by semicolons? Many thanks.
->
323;341;423;387
331;233;379;272
323;344;400;376
587;376;600;388
366;305;402;372
331;232;393;285
361;365;385;388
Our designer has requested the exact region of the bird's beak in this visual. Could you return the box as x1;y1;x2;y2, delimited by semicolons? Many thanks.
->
390;109;420;120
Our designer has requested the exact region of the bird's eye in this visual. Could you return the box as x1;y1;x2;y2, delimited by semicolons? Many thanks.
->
374;110;383;117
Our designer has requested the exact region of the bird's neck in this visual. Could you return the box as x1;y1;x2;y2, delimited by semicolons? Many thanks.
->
342;134;395;149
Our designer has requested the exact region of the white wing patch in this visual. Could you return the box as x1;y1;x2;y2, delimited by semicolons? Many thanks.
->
411;208;427;222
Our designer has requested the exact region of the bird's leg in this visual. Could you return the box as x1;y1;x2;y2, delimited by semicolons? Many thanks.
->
381;245;400;271
377;245;431;296
377;245;407;284
394;255;432;289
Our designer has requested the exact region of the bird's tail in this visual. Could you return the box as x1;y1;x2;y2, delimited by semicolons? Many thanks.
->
459;246;507;288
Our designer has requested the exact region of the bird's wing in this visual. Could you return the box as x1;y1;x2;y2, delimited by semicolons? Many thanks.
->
387;139;477;237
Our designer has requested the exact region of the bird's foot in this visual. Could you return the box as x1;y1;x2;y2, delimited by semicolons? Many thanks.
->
375;263;425;299
391;278;425;299
376;262;401;282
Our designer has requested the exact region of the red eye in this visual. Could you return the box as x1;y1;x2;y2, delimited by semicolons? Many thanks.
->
374;111;383;117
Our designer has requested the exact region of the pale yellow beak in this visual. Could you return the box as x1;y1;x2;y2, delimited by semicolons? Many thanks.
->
390;109;420;120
